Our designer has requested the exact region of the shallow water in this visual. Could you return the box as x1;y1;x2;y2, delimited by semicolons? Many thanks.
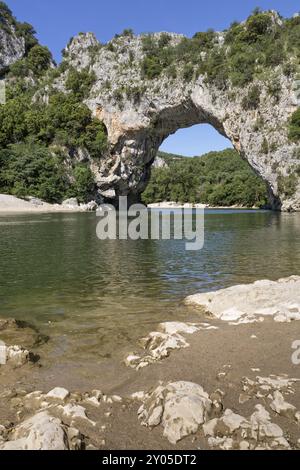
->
0;209;299;369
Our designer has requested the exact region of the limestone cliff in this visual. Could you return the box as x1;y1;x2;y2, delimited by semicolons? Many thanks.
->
59;13;300;210
1;7;300;210
0;9;25;73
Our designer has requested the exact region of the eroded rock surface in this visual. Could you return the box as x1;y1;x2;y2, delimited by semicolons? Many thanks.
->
138;381;214;444
59;18;300;210
0;412;69;450
185;276;300;324
125;321;217;369
136;374;300;449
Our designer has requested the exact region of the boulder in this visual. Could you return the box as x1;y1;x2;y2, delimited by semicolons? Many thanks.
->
138;381;212;444
0;412;69;450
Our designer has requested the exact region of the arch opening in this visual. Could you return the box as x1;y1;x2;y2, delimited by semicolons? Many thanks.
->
141;123;269;209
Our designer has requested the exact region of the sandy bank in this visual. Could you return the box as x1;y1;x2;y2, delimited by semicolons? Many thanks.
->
147;201;259;210
0;194;97;214
147;201;207;209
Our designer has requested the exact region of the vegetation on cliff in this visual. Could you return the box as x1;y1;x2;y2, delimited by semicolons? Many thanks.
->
0;2;108;203
288;108;300;142
142;149;268;207
140;9;300;89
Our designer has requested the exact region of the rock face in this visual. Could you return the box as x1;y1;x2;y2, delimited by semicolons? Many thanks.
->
0;20;25;73
60;22;300;210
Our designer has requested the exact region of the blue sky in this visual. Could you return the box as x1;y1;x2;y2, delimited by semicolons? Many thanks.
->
5;0;300;156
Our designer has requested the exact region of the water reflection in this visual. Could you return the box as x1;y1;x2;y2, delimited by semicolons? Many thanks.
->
0;210;299;361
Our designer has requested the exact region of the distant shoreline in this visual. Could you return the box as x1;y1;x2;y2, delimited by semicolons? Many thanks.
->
0;195;263;215
147;201;261;210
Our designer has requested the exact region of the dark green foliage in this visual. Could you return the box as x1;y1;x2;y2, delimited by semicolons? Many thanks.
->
192;29;216;48
182;63;194;82
242;85;261;110
65;67;96;100
267;79;282;102
140;10;298;90
288;108;300;141
158;33;171;48
79;119;108;158
142;149;268;207
0;142;96;203
69;165;95;203
0;70;107;202
261;137;269;154
277;173;297;197
114;28;134;39
26;45;52;76
242;13;273;42
0;143;70;202
141;55;163;79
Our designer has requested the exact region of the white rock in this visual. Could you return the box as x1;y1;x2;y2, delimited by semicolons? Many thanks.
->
6;345;30;367
185;277;300;324
0;412;68;450
58;404;96;426
270;391;296;418
84;396;101;408
138;381;212;444
46;387;70;402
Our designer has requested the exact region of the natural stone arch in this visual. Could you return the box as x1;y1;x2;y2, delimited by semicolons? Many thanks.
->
65;28;300;211
92;86;292;210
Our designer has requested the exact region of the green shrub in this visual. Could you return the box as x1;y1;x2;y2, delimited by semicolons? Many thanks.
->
158;33;171;48
114;28;134;39
242;85;261;110
27;45;52;75
141;55;163;79
71;165;95;202
66;67;96;99
192;29;216;49
79;119;108;158
267;79;282;102
243;13;273;43
277;173;297;197
261;137;269;154
288;108;300;141
182;63;194;81
16;22;38;53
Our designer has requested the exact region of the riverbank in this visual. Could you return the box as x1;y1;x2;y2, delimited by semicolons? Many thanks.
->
147;201;260;210
0;195;97;214
1;276;300;450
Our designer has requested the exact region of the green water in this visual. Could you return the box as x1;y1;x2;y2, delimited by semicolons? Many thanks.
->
0;209;299;366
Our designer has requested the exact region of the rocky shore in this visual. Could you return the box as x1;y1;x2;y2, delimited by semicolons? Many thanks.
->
1;276;300;450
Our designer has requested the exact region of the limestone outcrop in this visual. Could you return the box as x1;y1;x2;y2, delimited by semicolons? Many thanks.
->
58;15;300;211
185;276;300;323
0;24;25;73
